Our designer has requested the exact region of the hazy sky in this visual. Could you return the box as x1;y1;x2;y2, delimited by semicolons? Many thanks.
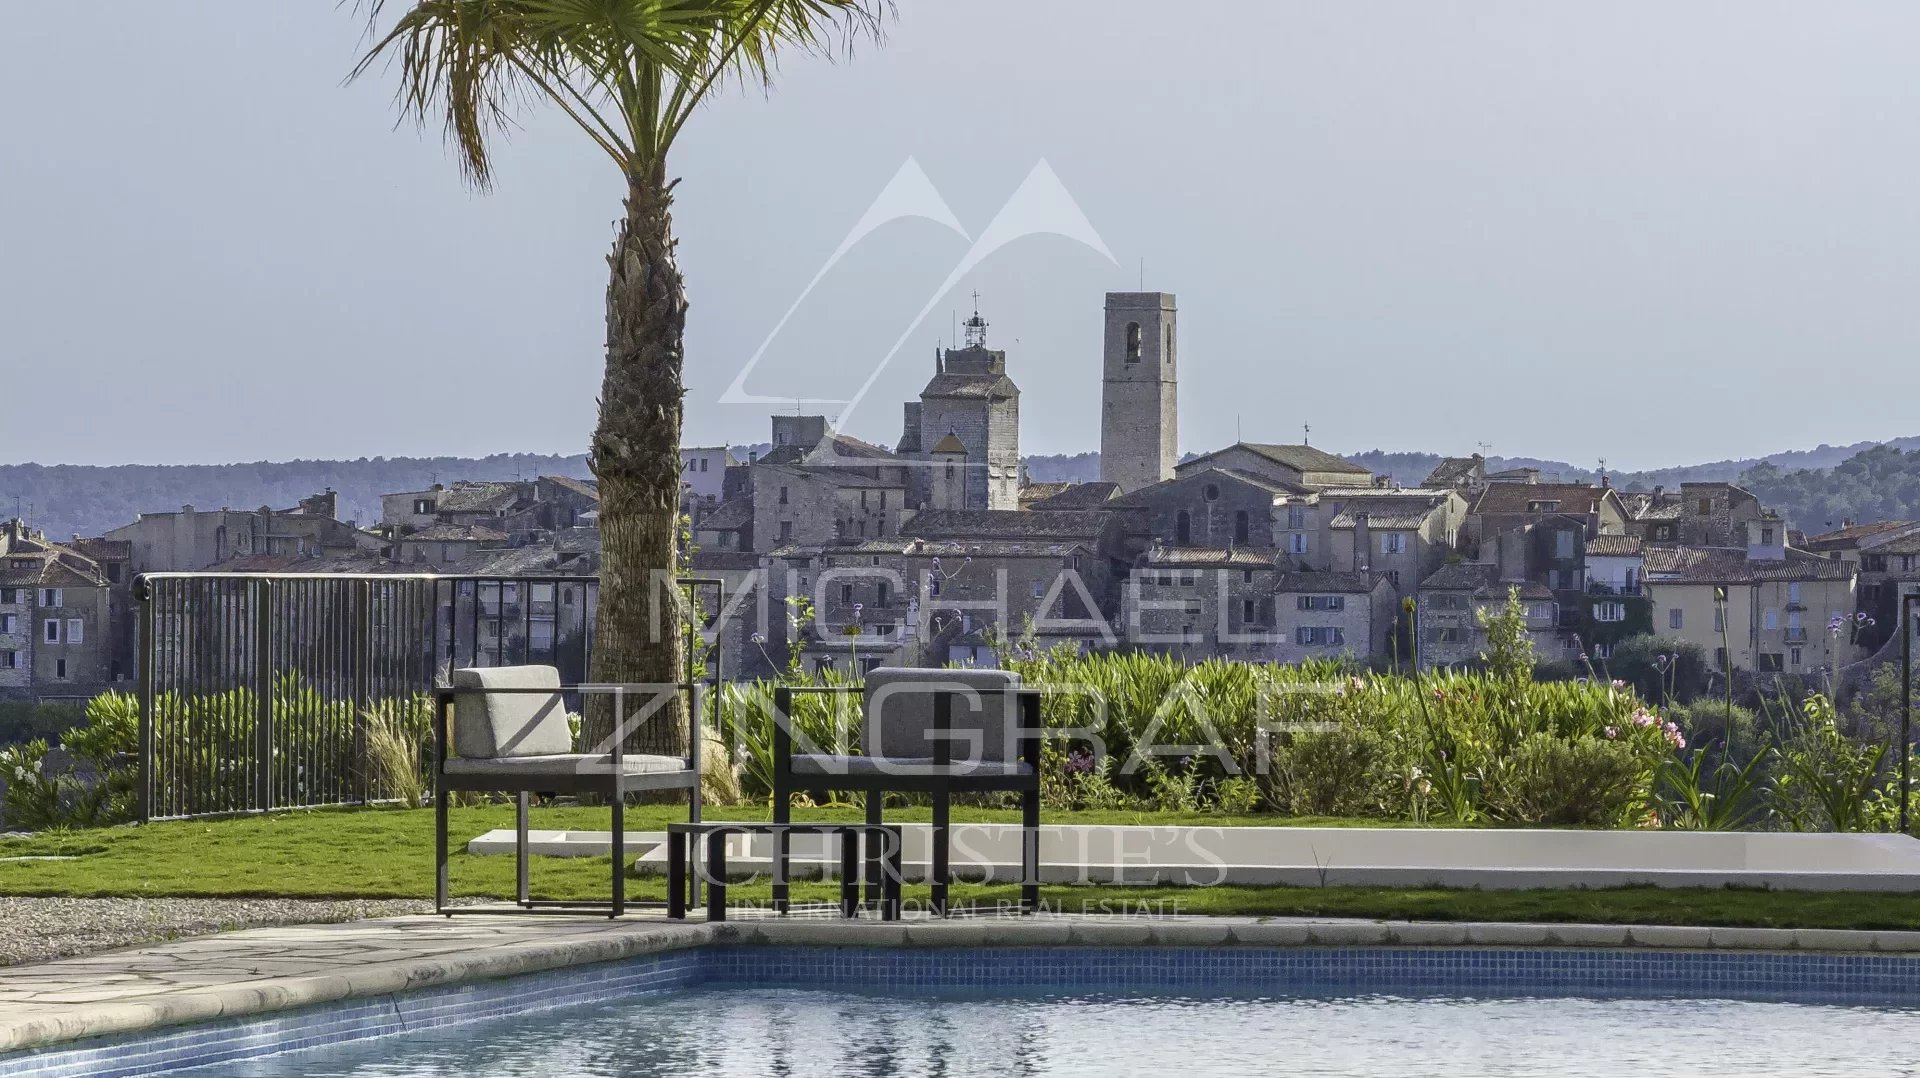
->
5;2;1920;470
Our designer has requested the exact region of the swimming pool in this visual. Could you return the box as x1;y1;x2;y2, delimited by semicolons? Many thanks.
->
181;987;1920;1078
16;945;1920;1077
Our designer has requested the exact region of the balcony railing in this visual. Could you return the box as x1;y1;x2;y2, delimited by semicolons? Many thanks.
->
1784;628;1808;643
135;572;722;822
1586;582;1643;596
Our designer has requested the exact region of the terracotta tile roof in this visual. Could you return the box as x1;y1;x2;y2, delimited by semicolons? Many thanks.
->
1421;455;1483;487
689;550;762;571
1584;535;1645;557
539;475;599;501
696;498;753;532
1142;546;1277;569
1327;496;1445;530
1274;570;1383;594
900;510;1107;541
1017;482;1072;507
405;524;509;543
1417;562;1555;600
1803;520;1918;550
1642;545;1853;584
1470;483;1611;517
434;482;526;514
1023;481;1122;510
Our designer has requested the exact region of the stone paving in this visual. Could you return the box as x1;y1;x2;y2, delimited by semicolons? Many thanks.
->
6;910;1920;1056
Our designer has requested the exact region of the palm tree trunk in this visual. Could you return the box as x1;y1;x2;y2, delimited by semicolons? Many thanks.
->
588;172;688;756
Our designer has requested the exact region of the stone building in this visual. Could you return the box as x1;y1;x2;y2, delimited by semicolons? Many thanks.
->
1421;454;1488;497
1110;468;1304;551
1099;292;1178;494
679;446;735;509
1617;482;1764;546
107;492;371;573
749;418;911;554
1801;520;1920;652
1124;546;1281;658
0;520;120;697
898;306;1021;511
378;478;597;546
769;509;1124;674
1643;523;1858;677
1269;571;1398;665
1464;482;1631;553
1415;563;1560;670
1321;490;1464;600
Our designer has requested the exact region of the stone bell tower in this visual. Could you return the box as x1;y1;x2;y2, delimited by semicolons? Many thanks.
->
1100;292;1178;493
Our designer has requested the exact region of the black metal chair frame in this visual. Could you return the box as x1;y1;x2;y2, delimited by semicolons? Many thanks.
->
432;681;704;918
769;683;1042;917
665;821;905;921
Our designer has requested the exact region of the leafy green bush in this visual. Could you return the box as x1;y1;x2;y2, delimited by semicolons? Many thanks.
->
0;700;85;747
1482;733;1647;827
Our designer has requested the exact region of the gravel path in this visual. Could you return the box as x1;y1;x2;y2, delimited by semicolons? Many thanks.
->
0;897;439;967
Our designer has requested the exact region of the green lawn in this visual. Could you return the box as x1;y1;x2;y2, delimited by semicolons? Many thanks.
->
3;804;1917;931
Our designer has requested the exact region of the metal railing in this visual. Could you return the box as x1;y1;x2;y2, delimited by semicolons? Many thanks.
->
136;572;721;821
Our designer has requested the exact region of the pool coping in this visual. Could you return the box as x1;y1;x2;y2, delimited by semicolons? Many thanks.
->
8;915;1920;1058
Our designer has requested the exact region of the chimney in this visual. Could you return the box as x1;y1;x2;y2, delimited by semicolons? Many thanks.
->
1600;474;1610;489
1352;512;1370;572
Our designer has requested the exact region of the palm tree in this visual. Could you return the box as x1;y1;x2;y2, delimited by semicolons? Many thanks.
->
353;1;887;749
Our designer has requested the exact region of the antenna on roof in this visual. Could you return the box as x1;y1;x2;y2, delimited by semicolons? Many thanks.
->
1476;441;1493;459
1303;423;1311;446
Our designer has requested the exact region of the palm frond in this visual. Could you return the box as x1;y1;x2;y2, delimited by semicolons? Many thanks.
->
353;0;889;185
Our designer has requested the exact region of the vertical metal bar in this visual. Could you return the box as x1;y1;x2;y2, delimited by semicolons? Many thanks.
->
1903;592;1913;835
136;578;154;822
253;578;273;813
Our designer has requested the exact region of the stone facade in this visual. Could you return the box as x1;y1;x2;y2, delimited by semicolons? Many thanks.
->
0;521;120;697
1124;547;1281;659
1269;571;1397;664
1415;563;1560;670
109;493;368;573
1099;292;1178;494
1110;468;1293;552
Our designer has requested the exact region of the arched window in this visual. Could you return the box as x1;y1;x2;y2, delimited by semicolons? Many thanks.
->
1125;322;1142;363
1175;510;1192;546
1234;510;1250;545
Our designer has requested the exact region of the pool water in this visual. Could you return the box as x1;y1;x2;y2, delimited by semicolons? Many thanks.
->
183;987;1920;1077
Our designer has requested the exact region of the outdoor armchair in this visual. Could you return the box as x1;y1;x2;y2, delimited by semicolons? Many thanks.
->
770;667;1041;916
432;664;702;917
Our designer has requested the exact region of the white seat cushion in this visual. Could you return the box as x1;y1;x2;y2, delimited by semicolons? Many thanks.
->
444;753;690;777
452;665;572;759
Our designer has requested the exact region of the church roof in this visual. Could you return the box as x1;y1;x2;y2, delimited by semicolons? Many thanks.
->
921;372;1018;401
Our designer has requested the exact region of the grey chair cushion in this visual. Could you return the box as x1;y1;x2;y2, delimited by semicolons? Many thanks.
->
790;754;1034;779
451;666;573;759
861;667;1023;764
444;753;689;777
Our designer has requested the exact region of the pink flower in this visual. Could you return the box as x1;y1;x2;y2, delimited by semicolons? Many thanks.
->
1632;712;1656;728
1604;726;1619;739
1611;679;1626;689
1664;721;1680;735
